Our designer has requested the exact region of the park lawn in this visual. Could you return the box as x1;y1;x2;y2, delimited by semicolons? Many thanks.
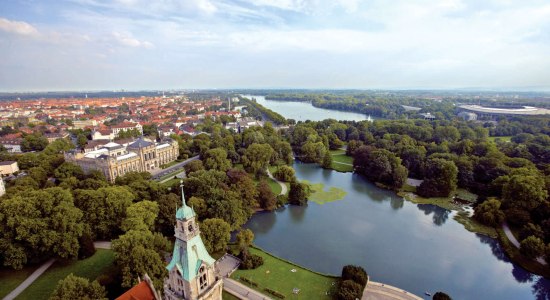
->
232;247;336;299
330;162;353;172
268;178;282;195
222;291;240;300
16;249;115;300
329;151;353;173
454;211;497;238
488;136;512;142
160;159;184;169
0;265;37;299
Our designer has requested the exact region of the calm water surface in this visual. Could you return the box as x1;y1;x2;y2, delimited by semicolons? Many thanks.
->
242;95;371;122
244;162;550;300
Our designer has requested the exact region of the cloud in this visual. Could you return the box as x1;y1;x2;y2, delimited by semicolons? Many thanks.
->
112;32;154;48
0;18;39;36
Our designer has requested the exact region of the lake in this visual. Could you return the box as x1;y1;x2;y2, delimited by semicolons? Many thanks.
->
244;162;550;300
241;95;372;122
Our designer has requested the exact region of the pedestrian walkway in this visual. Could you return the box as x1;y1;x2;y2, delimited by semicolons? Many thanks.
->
3;259;56;300
93;241;112;249
503;223;546;265
362;281;422;300
223;278;273;300
266;170;287;196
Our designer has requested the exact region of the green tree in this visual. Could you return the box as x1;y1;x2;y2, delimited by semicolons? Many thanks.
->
112;230;170;290
203;148;232;172
300;141;326;163
258;180;277;211
121;200;159;232
54;162;85;180
236;229;254;253
473;199;505;226
200;218;231;254
0;188;83;269
520;236;545;259
502;173;548;211
49;274;107;300
21;133;49;152
433;292;452;300
273;165;296;182
76;134;88;149
73;187;135;240
242;143;274;177
288;181;310;206
417;158;458;197
227;169;259;214
336;280;363;300
341;265;368;288
188;196;208;218
155;193;179;235
184;160;204;175
321;149;333;169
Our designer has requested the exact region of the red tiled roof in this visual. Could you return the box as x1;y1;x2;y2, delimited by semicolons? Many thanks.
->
116;281;156;300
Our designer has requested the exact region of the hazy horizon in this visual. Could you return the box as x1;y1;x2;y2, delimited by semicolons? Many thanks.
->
1;0;550;92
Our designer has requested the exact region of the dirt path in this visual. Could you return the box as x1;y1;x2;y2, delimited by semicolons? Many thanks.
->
267;170;287;196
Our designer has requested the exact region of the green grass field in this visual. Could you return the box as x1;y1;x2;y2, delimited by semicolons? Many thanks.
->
329;150;354;172
488;136;512;142
232;247;337;299
222;291;240;300
0;265;37;299
16;249;115;300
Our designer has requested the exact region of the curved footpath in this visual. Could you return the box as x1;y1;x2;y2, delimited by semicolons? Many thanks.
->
363;281;423;300
266;170;287;196
503;223;547;265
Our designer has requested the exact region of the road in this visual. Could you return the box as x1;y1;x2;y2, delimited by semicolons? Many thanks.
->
152;155;199;181
362;281;423;300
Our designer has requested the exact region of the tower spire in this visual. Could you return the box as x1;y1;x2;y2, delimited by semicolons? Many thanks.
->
180;180;188;208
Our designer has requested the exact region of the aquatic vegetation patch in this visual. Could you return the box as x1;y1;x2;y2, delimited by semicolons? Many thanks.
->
302;180;347;204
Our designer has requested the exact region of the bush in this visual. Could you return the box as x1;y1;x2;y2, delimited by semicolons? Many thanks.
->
336;280;363;300
78;231;96;259
276;194;288;207
264;288;285;299
239;253;264;270
341;265;368;288
520;236;545;259
239;276;258;287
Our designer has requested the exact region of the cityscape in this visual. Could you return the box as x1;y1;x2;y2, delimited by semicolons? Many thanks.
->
1;1;550;300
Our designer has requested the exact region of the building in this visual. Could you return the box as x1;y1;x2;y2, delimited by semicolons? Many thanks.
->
419;113;436;120
73;119;98;129
0;178;5;197
44;132;70;143
0;161;19;175
164;183;223;300
116;274;161;300
65;137;179;182
0;138;22;153
458;105;550;119
457;111;478;121
111;121;143;137
92;128;115;140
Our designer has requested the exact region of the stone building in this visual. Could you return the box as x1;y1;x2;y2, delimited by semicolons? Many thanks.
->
65;137;178;182
164;183;223;300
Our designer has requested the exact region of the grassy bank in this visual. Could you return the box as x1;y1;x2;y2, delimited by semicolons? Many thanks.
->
329;150;353;173
0;265;37;299
231;247;337;299
454;211;497;238
16;249;115;300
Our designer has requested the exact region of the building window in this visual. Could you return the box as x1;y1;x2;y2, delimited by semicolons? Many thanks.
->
199;266;207;290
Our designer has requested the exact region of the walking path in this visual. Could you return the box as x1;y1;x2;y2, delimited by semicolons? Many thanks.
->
333;161;352;166
223;278;273;300
266;170;287;196
362;281;422;300
3;241;113;300
3;259;56;300
502;223;547;265
93;241;112;249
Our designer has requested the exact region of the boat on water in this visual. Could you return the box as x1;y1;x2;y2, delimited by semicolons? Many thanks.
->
425;291;432;296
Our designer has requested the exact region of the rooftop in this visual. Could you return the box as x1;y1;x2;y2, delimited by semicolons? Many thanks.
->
459;105;550;115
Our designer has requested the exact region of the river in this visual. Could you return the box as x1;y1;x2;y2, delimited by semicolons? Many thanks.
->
237;96;550;299
241;95;372;122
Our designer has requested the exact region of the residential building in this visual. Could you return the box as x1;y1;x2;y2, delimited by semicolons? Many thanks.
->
0;161;19;175
0;138;22;153
73;119;98;129
111;121;143;137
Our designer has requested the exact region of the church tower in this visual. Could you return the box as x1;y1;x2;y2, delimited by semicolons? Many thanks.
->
164;182;223;300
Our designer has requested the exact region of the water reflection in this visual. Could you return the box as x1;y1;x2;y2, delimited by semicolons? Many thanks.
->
289;205;307;223
532;277;550;300
390;197;404;210
417;204;450;226
475;233;508;262
246;211;277;234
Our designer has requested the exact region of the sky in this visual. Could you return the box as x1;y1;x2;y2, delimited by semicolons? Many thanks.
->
1;0;550;91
